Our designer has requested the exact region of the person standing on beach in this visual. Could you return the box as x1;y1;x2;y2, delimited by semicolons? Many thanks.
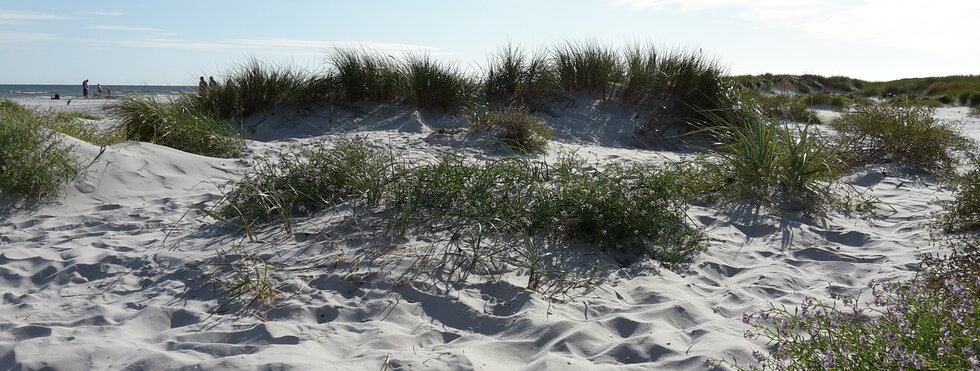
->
199;76;208;94
208;76;219;90
95;84;103;97
82;79;89;98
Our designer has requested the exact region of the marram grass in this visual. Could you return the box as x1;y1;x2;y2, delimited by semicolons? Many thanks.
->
114;96;246;158
0;99;82;203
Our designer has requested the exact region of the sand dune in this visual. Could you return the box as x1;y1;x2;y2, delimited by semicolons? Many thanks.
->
1;97;978;370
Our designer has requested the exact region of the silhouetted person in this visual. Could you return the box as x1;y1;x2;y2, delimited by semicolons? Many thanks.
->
208;76;219;89
199;76;208;94
82;79;89;98
52;93;60;100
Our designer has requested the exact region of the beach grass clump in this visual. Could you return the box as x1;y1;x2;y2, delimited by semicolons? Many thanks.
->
624;45;733;132
469;107;553;152
553;41;624;99
194;59;333;119
218;138;400;227
712;275;980;370
740;91;822;124
0;99;81;202
698;107;837;212
483;44;557;106
403;54;476;111
830;102;971;173
114;96;245;158
329;48;406;103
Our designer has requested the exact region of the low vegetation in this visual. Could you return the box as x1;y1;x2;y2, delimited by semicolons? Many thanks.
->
468;107;553;152
113;96;245;158
941;162;980;232
403;54;476;111
216;139;704;263
714;233;980;370
830;102;972;174
483;44;556;107
739;91;822;124
0;99;82;203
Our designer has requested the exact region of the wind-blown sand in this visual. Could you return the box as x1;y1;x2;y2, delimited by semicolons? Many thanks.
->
2;96;978;370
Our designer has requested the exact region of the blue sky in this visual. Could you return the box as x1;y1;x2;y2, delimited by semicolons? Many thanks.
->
1;0;977;85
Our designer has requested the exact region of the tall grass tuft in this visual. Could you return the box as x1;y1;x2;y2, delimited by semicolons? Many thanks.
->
328;48;405;103
193;59;333;120
553;41;624;99
941;162;980;232
830;102;972;173
0;99;81;203
114;96;245;158
403;53;475;111
698;107;836;212
469;107;553;152
483;44;556;107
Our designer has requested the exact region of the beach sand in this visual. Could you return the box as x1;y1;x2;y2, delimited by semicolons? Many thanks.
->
1;98;978;370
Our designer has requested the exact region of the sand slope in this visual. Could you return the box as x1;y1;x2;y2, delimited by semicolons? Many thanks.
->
1;98;978;370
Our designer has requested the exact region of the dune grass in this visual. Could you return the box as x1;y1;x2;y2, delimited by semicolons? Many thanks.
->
830;102;972;174
941;162;980;232
192;59;333;120
216;139;703;263
732;74;866;94
403;54;476;111
114;96;245;158
740;90;822;124
697;107;837;212
483;44;557;107
553;41;624;99
329;48;406;103
0;99;81;203
468;107;553;152
859;75;980;100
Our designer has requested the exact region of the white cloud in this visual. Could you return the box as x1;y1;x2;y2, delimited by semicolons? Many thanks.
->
0;9;66;25
87;25;162;32
0;31;56;43
607;0;980;53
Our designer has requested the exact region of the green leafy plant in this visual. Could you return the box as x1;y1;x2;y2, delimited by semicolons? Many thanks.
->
0;99;82;203
114;96;245;158
469;107;553;152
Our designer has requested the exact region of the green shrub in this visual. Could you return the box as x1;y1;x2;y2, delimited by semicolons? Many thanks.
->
403;54;475;111
970;93;980;107
830;102;971;173
217;140;704;262
0;99;81;202
114;96;245;158
483;44;557;107
329;48;406;103
941;163;980;232
469;107;553;152
739;91;821;124
193;59;332;119
553;41;623;99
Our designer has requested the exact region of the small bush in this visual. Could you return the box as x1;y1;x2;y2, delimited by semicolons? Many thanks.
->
941;163;980;232
114;96;245;158
970;93;980;107
553;41;624;99
0;99;81;202
713;277;980;370
483;44;557;107
329;48;406;103
193;59;332;119
469;107;553;152
403;54;475;111
830;102;971;173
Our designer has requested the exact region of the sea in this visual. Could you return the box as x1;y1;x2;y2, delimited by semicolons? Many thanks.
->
0;84;196;99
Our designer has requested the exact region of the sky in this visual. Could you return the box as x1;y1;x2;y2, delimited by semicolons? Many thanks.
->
1;0;978;85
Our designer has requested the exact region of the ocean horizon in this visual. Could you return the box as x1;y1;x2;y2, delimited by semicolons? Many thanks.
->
1;84;196;99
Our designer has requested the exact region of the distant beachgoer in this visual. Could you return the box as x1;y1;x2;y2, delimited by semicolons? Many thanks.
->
82;79;89;98
52;93;60;100
95;84;103;97
208;76;219;89
107;87;112;98
199;76;208;94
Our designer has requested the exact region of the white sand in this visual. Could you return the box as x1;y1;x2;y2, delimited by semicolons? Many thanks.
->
2;97;979;370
